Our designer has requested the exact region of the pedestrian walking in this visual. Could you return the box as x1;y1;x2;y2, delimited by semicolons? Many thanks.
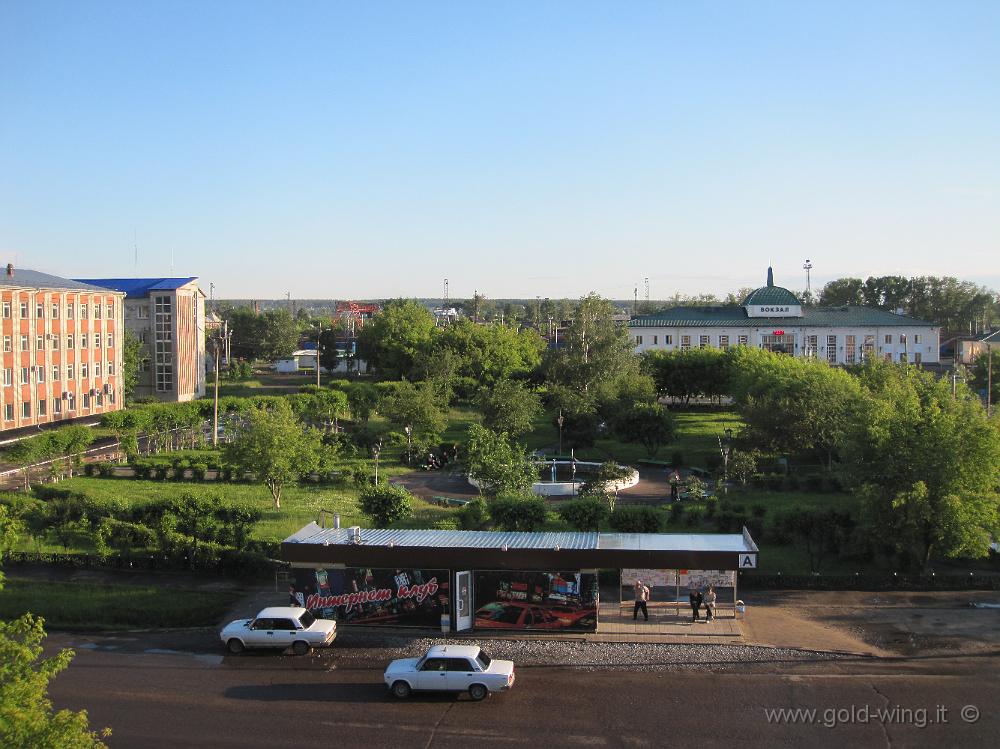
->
669;471;680;501
689;586;703;622
633;579;650;622
704;585;716;621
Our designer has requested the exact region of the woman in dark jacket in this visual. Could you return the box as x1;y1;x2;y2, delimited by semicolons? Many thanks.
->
689;587;703;622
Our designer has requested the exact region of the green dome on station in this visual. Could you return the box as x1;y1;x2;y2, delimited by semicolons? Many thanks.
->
742;267;801;306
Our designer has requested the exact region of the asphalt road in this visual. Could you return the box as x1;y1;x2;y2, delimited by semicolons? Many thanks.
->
46;637;999;749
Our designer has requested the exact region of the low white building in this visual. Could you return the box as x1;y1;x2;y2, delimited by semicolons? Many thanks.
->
630;268;940;365
275;350;319;373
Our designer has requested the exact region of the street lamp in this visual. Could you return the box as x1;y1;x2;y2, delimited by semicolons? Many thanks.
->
371;440;382;485
404;424;413;465
557;409;564;456
718;427;733;494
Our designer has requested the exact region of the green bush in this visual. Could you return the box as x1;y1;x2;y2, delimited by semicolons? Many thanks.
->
608;506;662;533
83;463;98;477
191;463;208;481
487;495;547;532
557;497;610;532
457;498;490;530
668;502;685;523
358;484;414;526
704;494;718;518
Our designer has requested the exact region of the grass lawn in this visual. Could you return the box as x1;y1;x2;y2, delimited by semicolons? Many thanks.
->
0;577;243;629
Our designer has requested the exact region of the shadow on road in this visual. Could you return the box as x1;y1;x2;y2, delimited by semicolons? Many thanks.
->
224;682;471;703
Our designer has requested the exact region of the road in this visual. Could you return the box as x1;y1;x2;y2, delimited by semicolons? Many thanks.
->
46;636;999;749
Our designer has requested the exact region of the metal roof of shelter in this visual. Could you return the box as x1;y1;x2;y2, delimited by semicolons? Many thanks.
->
281;523;758;571
74;277;199;297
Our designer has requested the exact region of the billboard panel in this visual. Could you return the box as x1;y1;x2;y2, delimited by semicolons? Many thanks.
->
290;567;449;627
473;570;598;632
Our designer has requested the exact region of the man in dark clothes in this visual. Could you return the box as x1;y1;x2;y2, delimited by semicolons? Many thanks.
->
633;579;650;621
689;586;703;622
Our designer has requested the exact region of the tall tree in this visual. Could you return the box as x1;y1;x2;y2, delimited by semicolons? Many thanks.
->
225;401;322;509
356;299;436;379
818;278;864;306
379;380;446;438
121;329;142;404
479;380;542;438
465;424;536;496
613;403;675;458
545;293;635;394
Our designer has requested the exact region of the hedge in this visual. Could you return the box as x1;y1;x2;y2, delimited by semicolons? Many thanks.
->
5;549;277;579
739;572;1000;591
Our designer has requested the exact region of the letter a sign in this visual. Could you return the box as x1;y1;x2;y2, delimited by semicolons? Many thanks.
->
740;554;757;569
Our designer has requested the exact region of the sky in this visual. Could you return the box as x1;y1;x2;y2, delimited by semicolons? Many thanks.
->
1;1;998;301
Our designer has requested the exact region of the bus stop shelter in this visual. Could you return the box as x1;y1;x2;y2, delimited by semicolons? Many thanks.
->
281;524;759;634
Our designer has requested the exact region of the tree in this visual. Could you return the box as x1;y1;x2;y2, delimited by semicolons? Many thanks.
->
317;327;341;372
479;380;542;439
121;330;143;404
429;319;545;386
487;494;547;531
0;506;111;748
379;380;446;438
643;348;730;403
728;450;758;486
222;306;299;361
613;403;675;458
358;484;414;527
346;382;379;422
608;506;662;533
225;401;322;509
847;362;1000;569
818;277;864;307
356;299;436;379
544;293;635;394
465;424;537;496
970;348;999;406
6;438;46;491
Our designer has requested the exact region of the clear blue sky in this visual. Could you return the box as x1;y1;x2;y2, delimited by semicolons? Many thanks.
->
2;1;998;300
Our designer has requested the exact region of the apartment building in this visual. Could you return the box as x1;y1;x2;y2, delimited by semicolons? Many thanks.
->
76;277;206;402
0;264;125;432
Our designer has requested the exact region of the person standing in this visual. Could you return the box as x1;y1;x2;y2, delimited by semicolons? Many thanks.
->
689;586;703;622
669;471;680;501
633;579;650;622
704;585;717;622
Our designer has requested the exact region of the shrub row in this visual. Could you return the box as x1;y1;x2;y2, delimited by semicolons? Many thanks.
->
4;549;275;579
739;572;1000;591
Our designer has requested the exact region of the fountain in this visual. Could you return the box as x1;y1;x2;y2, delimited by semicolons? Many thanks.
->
467;453;640;497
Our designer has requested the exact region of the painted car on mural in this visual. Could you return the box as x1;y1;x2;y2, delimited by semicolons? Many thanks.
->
474;601;596;630
220;606;336;655
384;644;515;700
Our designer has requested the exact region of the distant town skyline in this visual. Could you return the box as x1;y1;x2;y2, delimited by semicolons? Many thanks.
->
3;2;998;299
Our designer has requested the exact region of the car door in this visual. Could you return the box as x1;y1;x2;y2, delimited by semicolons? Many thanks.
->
446;657;477;691
247;618;274;647
415;658;450;691
270;618;298;648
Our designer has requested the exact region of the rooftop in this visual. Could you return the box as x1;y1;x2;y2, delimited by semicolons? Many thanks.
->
74;277;199;297
0;267;111;292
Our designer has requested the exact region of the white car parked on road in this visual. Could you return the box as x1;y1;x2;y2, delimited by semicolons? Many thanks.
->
220;606;336;655
384;644;515;700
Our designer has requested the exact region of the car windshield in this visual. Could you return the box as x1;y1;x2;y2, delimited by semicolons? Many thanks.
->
298;610;315;628
475;650;491;670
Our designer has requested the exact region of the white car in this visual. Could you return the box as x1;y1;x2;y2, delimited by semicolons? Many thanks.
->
384;644;515;701
220;606;336;655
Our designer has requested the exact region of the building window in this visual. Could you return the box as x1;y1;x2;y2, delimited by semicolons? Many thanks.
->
665;335;673;345
652;335;658;345
719;335;729;350
95;334;101;348
884;334;892;345
68;303;74;319
19;301;28;317
899;334;906;344
140;358;151;372
914;334;922;344
83;393;90;409
107;333;114;348
52;304;59;318
804;335;818;358
36;335;44;350
680;335;691;351
2;302;9;318
36;366;44;383
899;352;907;363
20;335;28;351
20;367;29;385
80;334;87;348
827;335;837;364
106;304;114;319
81;363;88;379
2;336;9;352
4;404;13;420
2;368;10;385
845;335;856;364
52;335;59;350
761;334;795;355
738;335;749;346
138;305;149;319
67;393;75;410
95;362;102;377
54;398;61;414
154;295;174;392
109;389;115;404
108;362;115;376
635;335;643;345
81;304;88;319
67;364;75;379
914;352;922;364
22;402;31;418
67;335;74;349
53;365;60;381
96;392;103;407
884;352;892;362
38;399;46;416
699;335;710;349
36;303;44;318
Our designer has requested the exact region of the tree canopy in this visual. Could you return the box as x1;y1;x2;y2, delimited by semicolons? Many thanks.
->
356;299;436;379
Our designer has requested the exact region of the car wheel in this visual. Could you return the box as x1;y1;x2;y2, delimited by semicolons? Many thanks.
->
291;640;310;656
226;639;245;655
391;681;412;699
468;683;489;701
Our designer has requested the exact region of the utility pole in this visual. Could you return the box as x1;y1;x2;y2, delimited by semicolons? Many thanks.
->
315;322;323;388
803;259;813;300
211;322;233;448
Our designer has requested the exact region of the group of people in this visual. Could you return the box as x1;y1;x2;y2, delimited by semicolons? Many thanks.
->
418;444;460;471
632;580;717;623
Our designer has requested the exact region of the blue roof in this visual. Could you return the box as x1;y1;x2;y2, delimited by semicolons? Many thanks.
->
75;277;198;297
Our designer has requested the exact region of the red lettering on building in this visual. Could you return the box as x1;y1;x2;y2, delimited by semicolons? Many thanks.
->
304;576;440;612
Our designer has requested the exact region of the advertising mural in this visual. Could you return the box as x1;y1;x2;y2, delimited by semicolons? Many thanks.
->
474;570;598;632
290;567;449;627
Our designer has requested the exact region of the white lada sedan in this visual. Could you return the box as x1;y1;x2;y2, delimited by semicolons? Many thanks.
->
384;644;515;700
220;606;336;655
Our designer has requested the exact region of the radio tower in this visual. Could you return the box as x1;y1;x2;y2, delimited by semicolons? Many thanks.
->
443;278;449;304
644;277;649;306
